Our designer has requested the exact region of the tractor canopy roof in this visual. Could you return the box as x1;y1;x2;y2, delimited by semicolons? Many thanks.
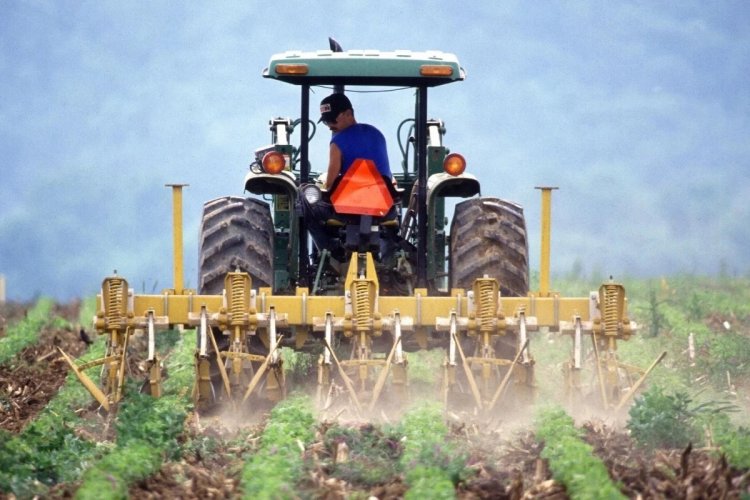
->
263;49;465;87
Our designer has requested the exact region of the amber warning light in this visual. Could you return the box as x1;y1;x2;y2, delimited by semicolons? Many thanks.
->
420;65;454;77
275;63;309;75
443;153;466;176
262;151;286;174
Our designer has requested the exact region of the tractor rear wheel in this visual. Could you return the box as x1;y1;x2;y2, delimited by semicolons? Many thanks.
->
198;196;274;295
449;197;529;297
197;196;274;407
449;197;532;408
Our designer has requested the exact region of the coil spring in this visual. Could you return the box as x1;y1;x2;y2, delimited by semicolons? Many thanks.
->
476;279;498;331
601;284;621;335
353;280;372;331
229;273;247;324
106;278;126;328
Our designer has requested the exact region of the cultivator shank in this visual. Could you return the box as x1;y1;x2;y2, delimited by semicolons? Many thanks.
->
59;276;170;410
193;271;286;407
561;283;666;412
437;277;535;412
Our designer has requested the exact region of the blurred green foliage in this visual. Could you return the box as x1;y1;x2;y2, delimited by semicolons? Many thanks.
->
0;298;54;365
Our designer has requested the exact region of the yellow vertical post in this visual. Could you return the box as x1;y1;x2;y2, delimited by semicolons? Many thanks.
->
535;186;558;297
166;184;188;294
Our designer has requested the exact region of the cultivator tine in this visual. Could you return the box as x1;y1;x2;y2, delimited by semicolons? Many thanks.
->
265;307;286;400
242;335;285;403
614;351;667;412
573;316;582;369
195;307;213;403
144;311;162;397
443;315;458;407
57;348;111;412
487;338;530;413
368;335;403;413
114;326;130;403
323;338;363;417
564;316;584;405
452;314;484;411
317;313;334;406
208;324;232;400
389;312;408;400
591;331;609;409
518;311;530;364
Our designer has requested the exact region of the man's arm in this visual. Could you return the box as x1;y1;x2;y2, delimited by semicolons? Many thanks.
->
325;142;342;190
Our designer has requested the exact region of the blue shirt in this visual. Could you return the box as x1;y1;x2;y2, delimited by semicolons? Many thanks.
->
331;123;391;178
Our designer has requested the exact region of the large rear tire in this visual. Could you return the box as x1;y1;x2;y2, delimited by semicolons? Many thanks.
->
196;196;275;408
449;197;533;409
198;196;274;295
449;197;529;297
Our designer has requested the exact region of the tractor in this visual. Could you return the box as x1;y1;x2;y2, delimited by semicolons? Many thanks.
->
60;40;664;417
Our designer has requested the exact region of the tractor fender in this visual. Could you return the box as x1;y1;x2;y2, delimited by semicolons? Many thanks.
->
426;171;480;201
244;169;298;199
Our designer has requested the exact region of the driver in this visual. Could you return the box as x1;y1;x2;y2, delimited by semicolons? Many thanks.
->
299;93;393;260
318;93;392;189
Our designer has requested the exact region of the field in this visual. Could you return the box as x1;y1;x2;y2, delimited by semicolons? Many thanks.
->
1;275;749;499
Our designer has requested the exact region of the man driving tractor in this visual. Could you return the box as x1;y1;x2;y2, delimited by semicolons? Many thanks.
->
298;92;395;261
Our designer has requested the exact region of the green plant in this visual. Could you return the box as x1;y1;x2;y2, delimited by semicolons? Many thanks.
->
713;423;750;468
0;298;105;497
627;386;715;449
397;403;468;499
280;346;316;385
240;395;315;499
645;285;667;337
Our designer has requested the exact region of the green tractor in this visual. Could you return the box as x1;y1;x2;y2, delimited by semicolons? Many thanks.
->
194;41;533;407
198;40;529;303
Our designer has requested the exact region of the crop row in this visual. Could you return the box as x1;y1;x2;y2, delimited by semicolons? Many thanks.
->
75;328;193;499
535;406;625;499
0;298;195;499
0;297;100;497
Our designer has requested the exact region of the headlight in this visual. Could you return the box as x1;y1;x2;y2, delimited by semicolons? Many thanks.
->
302;184;322;204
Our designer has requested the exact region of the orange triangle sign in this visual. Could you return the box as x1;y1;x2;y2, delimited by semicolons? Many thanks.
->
330;158;394;216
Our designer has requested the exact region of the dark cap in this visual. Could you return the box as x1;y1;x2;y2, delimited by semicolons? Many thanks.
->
319;93;352;123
